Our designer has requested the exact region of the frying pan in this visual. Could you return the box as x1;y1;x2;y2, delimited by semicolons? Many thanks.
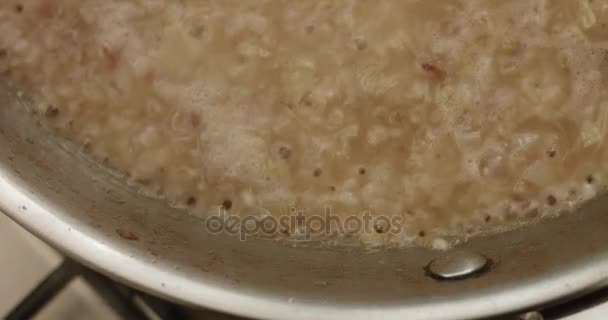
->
2;77;608;319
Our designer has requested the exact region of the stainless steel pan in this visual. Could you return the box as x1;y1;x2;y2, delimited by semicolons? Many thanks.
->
2;79;608;320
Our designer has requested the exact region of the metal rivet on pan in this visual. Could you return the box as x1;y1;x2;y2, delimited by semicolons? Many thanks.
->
518;311;544;320
426;251;489;280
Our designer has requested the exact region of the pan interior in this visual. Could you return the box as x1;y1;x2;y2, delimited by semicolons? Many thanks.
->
2;78;608;319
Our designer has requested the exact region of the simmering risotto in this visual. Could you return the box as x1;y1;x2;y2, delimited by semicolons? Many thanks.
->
2;0;608;247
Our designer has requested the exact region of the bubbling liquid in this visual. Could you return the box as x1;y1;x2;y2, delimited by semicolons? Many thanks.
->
1;0;608;247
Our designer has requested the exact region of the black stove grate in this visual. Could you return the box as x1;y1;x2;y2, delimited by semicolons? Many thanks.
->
6;257;608;320
5;258;186;320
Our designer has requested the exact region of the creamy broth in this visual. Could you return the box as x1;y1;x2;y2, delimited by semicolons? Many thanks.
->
2;0;608;247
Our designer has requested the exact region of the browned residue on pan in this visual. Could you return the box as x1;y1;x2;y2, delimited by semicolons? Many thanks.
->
116;228;139;241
